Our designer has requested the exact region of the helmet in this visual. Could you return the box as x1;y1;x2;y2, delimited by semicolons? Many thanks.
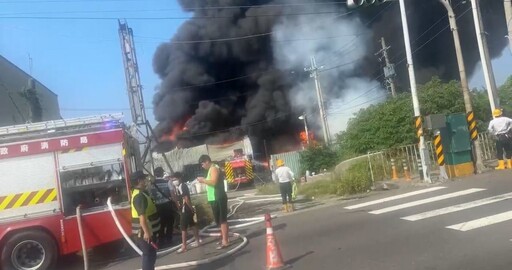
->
493;108;503;117
276;159;284;167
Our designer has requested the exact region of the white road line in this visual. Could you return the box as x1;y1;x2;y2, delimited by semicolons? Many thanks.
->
447;210;512;231
402;192;512;221
369;188;485;215
344;187;447;210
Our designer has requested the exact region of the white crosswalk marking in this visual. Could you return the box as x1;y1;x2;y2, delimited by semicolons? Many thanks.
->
446;210;512;231
344;186;447;210
402;192;512;221
369;188;485;215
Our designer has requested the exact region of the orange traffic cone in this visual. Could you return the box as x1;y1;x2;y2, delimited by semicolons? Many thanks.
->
265;213;289;270
391;159;399;180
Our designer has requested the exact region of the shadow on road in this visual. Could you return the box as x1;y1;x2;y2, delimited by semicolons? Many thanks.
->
245;223;287;239
286;250;314;265
193;250;252;270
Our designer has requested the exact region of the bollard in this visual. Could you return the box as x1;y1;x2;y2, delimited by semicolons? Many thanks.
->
391;159;399;180
402;159;411;181
434;132;449;180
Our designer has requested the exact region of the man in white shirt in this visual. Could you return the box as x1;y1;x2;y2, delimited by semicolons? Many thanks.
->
275;159;295;212
488;108;512;169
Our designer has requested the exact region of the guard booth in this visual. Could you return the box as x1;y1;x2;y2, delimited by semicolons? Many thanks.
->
427;113;474;178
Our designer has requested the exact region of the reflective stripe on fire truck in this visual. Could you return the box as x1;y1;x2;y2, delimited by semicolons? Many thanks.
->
0;188;57;211
224;161;234;183
245;160;254;179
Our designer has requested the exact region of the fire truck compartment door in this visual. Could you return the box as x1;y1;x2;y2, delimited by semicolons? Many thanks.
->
0;152;59;220
58;143;123;170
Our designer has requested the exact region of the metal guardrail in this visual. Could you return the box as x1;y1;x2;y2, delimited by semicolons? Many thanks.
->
363;132;496;181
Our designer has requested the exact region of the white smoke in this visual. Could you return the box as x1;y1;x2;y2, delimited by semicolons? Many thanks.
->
272;3;387;137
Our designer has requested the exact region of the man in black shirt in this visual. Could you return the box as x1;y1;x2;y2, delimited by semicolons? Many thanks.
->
173;172;201;253
130;171;160;270
149;167;177;245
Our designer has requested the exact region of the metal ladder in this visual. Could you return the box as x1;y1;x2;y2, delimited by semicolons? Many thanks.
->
0;113;124;135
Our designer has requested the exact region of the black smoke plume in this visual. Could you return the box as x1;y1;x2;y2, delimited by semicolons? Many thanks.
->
152;0;507;155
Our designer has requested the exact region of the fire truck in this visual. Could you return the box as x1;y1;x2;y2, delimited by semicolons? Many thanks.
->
224;149;255;186
0;114;141;270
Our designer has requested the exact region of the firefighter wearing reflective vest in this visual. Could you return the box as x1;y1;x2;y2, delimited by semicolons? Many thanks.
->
130;171;161;270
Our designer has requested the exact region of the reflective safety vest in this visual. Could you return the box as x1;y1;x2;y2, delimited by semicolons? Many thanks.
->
131;188;161;236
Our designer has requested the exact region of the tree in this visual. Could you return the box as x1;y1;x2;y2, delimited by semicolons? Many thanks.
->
299;145;338;174
335;76;494;157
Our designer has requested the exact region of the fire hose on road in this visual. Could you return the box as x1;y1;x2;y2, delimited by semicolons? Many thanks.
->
106;195;278;269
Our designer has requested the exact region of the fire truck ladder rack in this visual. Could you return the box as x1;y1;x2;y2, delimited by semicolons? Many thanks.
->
0;113;124;135
118;19;173;174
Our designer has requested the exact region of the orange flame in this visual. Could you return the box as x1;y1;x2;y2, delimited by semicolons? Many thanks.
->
160;117;190;142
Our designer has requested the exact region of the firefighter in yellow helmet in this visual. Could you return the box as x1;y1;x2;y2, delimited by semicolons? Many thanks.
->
488;108;512;169
274;159;295;212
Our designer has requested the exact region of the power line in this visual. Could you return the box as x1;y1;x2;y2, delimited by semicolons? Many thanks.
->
325;7;472;116
390;1;465;62
328;93;389;115
0;1;348;14
316;1;395;67
0;10;349;20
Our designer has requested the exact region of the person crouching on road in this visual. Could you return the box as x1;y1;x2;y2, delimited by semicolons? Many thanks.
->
197;155;230;249
488;108;512;170
130;171;160;270
173;172;201;253
275;159;295;212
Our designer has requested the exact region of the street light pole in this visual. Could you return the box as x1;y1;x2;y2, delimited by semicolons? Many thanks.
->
299;114;310;146
470;0;499;111
439;0;485;173
505;0;512;51
398;0;431;183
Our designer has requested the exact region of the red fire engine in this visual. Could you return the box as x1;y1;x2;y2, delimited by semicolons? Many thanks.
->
224;149;254;186
0;114;141;270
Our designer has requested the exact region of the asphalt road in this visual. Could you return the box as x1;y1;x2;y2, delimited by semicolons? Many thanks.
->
200;170;512;270
61;170;512;269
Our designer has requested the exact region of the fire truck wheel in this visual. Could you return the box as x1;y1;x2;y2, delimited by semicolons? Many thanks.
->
1;230;57;270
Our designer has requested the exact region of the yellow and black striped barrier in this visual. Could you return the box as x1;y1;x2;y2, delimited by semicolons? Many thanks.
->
466;111;478;141
434;134;445;166
415;116;423;138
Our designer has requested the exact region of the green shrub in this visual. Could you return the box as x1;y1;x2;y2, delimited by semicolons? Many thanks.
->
298;161;372;198
299;145;338;175
336;161;372;195
298;178;337;198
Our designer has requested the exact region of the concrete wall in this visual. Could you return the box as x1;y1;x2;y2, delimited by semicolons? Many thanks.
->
0;55;61;126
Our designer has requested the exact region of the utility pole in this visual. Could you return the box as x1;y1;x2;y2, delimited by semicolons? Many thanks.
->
470;0;499;111
439;0;485;173
305;56;330;145
399;0;431;183
376;37;397;97
505;0;512;50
